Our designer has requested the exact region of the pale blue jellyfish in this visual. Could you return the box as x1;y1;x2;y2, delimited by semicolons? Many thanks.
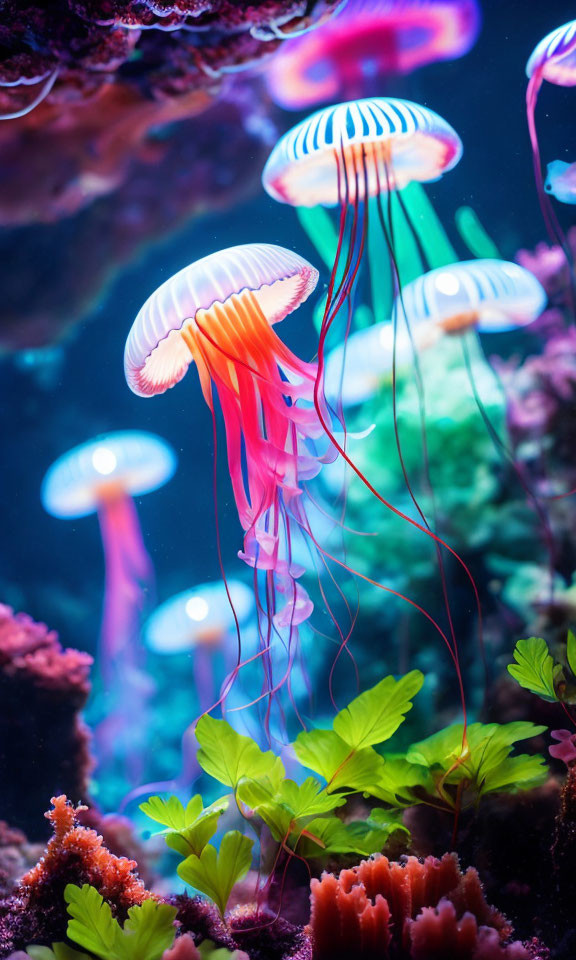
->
42;430;176;790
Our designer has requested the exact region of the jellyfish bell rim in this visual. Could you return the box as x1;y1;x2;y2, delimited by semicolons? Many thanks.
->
262;97;463;208
144;580;255;655
124;242;319;398
41;430;177;520
526;20;576;86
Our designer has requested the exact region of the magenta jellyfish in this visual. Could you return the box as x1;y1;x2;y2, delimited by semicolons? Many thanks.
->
124;243;328;722
266;0;480;110
526;20;576;265
41;430;176;789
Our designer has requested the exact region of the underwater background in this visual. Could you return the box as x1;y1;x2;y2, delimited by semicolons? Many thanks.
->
1;0;576;958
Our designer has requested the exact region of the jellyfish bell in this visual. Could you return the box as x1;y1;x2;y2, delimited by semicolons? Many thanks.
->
396;260;547;337
125;243;330;716
144;581;254;656
526;21;576;272
262;97;462;208
266;0;481;111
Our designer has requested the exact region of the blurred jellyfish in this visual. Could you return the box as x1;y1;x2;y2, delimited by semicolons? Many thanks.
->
124;243;334;725
144;580;254;714
526;20;576;265
266;0;480;110
42;430;176;790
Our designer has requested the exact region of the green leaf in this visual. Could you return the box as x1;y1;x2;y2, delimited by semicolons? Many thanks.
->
197;943;246;960
65;884;121;960
507;637;558;701
142;794;229;860
121;899;177;960
567;630;576;677
64;885;177;960
27;948;91;960
196;715;284;789
178;831;254;916
370;755;434;807
239;776;344;843
294;728;386;792
333;671;424;750
291;817;360;858
481;753;548;795
344;808;408;856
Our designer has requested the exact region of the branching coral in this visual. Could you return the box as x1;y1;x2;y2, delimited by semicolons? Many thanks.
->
308;853;534;959
0;796;150;955
0;604;93;838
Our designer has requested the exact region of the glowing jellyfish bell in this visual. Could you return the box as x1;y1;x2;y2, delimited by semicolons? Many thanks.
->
397;260;547;336
324;320;416;408
263;96;462;207
125;243;327;713
526;21;576;254
266;0;481;110
42;430;176;677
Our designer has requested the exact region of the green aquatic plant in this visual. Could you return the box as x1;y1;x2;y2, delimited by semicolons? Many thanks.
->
508;633;576;703
137;669;548;918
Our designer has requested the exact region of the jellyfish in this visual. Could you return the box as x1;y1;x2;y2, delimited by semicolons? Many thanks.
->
263;98;483;725
144;580;255;716
124;243;330;723
41;430;176;789
266;0;480;111
526;20;576;266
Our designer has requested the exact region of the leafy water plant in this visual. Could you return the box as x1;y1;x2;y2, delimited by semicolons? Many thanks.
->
139;669;548;916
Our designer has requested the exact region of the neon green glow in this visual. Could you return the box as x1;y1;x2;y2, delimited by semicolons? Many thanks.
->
455;206;501;259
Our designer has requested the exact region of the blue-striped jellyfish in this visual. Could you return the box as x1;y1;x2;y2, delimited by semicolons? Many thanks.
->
124;243;329;724
526;20;576;259
266;0;480;110
41;431;176;789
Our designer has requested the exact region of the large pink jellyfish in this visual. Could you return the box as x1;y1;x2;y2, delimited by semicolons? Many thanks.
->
41;431;176;786
526;20;576;266
266;0;480;110
124;243;326;718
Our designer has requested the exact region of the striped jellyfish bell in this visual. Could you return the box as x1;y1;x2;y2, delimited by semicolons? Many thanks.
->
262;97;463;207
526;20;576;86
395;260;547;336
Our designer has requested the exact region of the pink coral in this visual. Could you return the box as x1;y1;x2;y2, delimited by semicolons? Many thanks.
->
549;730;576;767
308;853;534;959
0;604;93;838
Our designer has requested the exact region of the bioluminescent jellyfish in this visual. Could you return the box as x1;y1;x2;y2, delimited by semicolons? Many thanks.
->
124;243;330;721
266;0;480;110
545;160;576;205
526;21;576;263
42;431;176;786
397;260;547;337
264;100;482;729
144;580;254;714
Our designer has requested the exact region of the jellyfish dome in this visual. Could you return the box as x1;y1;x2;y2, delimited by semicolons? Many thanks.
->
262;97;462;207
144;581;254;655
396;260;547;335
266;0;481;111
42;431;177;519
526;20;576;87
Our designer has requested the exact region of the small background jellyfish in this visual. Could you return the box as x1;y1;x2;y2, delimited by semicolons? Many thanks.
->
266;0;481;110
41;430;176;802
526;20;576;269
124;243;336;735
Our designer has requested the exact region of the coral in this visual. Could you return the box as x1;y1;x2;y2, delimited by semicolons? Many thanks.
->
308;853;532;960
0;90;272;351
171;892;237;950
0;604;93;838
0;1;340;113
161;935;202;960
0;823;43;901
0;796;150;954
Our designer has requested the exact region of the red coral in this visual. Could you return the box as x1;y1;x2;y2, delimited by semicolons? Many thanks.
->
0;796;150;955
0;605;93;839
308;853;532;960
